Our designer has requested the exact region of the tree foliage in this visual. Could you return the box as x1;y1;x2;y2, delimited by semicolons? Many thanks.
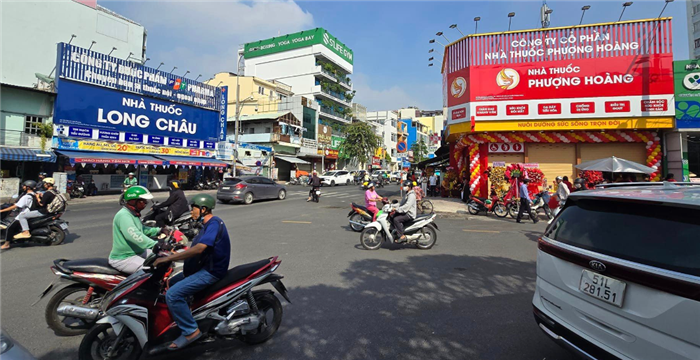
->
338;122;381;165
411;139;428;163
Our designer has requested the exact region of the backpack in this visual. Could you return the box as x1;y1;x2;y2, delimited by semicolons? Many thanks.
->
46;190;68;214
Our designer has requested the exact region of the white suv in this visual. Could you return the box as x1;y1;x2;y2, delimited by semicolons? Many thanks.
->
533;183;700;360
319;170;353;186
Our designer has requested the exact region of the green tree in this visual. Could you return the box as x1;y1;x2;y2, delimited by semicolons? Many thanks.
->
410;139;428;163
338;122;381;165
38;121;54;151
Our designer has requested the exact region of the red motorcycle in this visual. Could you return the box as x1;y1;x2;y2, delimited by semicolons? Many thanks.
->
467;195;508;217
77;254;289;359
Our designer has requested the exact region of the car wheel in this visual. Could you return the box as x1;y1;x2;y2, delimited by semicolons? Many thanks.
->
346;179;350;185
278;189;286;200
244;192;254;205
331;180;335;187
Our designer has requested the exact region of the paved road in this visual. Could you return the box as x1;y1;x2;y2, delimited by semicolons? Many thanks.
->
0;183;574;360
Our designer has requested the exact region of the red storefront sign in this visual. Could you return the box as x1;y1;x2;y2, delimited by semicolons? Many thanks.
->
506;104;529;115
476;105;497;116
641;99;668;112
452;107;467;120
371;156;380;166
446;68;470;107
538;103;561;115
570;102;595;114
605;101;630;113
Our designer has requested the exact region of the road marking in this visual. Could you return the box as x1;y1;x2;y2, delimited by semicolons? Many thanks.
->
463;229;501;233
282;220;312;224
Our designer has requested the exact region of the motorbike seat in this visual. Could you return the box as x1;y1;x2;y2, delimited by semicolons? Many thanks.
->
63;258;123;275
174;213;192;223
197;259;271;298
27;214;56;226
474;196;488;202
351;203;369;212
405;213;432;225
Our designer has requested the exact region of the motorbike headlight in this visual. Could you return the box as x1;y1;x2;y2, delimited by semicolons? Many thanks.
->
1;334;14;354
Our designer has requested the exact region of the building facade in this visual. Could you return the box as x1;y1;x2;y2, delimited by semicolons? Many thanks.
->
687;0;700;59
1;0;146;183
367;110;399;170
442;19;674;197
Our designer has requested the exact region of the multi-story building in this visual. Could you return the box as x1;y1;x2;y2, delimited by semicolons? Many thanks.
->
367;110;399;170
688;0;700;59
242;28;354;138
205;72;294;118
352;103;367;123
1;0;146;184
416;112;444;158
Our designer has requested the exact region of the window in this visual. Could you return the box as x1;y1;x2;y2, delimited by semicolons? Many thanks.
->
391;149;396;157
245;151;252;156
24;116;44;135
694;4;700;14
265;127;271;133
391;133;397;142
694;21;700;33
246;178;260;184
247;128;255;134
269;91;274;100
695;38;700;49
261;178;275;185
258;86;265;95
545;199;700;276
278;94;286;101
391;119;397;127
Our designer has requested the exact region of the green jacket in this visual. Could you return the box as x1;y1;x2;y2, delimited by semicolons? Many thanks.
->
124;177;138;186
109;207;160;260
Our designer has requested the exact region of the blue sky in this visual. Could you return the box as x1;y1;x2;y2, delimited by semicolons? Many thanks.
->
105;0;690;111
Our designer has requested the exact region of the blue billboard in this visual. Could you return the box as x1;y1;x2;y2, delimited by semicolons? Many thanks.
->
56;43;222;111
54;80;221;142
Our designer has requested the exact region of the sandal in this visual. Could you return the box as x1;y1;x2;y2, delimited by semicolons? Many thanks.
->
168;330;202;351
394;236;407;244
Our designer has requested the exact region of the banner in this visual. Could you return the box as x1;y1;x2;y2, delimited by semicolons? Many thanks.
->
53;138;213;157
318;125;332;144
54;80;221;141
244;28;354;65
674;60;700;129
56;43;222;111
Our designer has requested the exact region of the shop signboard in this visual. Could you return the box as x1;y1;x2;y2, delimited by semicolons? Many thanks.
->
54;80;221;142
56;43;223;111
444;19;675;127
53;137;213;157
674;60;700;129
488;143;524;153
244;28;354;65
318;125;332;144
331;135;343;150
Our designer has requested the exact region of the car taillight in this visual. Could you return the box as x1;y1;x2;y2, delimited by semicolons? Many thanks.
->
235;183;246;189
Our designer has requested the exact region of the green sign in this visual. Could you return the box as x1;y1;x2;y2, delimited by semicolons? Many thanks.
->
244;28;353;65
330;135;343;150
674;60;700;127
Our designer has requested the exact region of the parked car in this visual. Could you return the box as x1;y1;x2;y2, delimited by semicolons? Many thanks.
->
389;171;400;183
1;330;36;360
319;170;353;186
216;176;287;205
371;170;391;181
533;183;700;360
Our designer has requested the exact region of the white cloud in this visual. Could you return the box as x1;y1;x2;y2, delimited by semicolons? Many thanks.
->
107;0;314;78
352;73;442;111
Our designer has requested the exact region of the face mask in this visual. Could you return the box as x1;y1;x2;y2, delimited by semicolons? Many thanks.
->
403;187;409;191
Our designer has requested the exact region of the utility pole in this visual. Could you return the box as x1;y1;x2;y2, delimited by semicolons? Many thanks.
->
233;55;243;177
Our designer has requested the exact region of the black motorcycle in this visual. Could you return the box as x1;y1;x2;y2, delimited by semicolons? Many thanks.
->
142;203;200;240
70;182;85;199
1;209;69;246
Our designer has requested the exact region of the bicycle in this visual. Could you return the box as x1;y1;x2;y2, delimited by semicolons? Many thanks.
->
417;199;434;214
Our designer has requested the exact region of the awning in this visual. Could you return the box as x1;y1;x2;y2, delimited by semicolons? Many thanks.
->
1;148;56;162
275;155;310;164
156;155;228;168
56;150;164;165
415;153;449;168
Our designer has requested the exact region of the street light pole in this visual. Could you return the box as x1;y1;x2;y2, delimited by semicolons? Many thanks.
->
619;2;633;22
508;12;516;31
233;55;244;177
449;24;465;37
474;17;481;33
580;5;591;25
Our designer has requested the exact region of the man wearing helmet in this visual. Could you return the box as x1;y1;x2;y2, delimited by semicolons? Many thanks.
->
307;170;322;202
109;186;163;274
152;180;188;226
392;180;417;243
154;194;231;351
123;172;138;189
36;172;48;193
0;180;39;248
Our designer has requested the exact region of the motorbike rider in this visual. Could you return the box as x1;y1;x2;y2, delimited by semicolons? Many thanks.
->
108;186;163;274
123;172;138;189
0;180;38;247
152;180;188;226
154;194;231;351
391;180;417;243
307;171;321;202
364;183;383;221
516;178;539;224
35;172;48;193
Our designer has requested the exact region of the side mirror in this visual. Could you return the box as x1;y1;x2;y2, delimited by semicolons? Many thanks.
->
392;199;399;204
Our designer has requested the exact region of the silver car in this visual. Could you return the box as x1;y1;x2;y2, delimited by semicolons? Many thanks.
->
216;176;287;205
1;330;36;360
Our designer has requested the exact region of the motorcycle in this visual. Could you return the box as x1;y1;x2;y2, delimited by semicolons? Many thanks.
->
348;199;387;232
76;254;290;359
35;232;189;336
142;204;201;240
506;190;554;220
467;195;507;217
359;201;438;250
1;207;69;247
119;185;132;207
311;187;320;203
71;181;86;199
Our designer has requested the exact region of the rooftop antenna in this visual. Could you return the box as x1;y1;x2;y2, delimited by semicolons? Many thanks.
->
541;1;552;28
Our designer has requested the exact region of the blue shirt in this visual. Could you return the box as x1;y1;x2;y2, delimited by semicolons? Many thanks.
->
184;216;231;279
519;182;530;201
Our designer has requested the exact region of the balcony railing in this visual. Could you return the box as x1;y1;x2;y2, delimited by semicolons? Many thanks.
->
319;88;350;105
319;106;351;122
238;132;301;145
0;130;43;147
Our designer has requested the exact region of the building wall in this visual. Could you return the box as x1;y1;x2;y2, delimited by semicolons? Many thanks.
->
367;110;398;164
1;0;146;88
688;0;700;59
206;73;295;118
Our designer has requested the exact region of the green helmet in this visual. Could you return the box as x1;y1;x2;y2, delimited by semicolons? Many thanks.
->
123;185;153;201
190;193;216;211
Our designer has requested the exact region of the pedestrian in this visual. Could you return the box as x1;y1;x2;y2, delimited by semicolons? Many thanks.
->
461;175;470;203
664;173;677;182
516;178;539;224
429;172;438;197
562;176;573;192
421;173;428;196
555;176;570;207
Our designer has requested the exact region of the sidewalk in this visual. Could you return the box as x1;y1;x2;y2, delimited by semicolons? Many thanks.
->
428;196;469;215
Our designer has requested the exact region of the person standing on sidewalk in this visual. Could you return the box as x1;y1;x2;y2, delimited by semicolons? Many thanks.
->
516;178;538;224
555;176;570;207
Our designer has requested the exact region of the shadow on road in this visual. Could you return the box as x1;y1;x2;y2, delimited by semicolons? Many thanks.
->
39;254;570;360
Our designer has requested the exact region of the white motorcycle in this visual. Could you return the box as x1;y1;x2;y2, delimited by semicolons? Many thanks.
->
360;201;438;250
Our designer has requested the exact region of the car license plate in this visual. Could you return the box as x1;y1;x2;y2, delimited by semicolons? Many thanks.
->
222;187;230;190
59;223;68;230
579;269;626;307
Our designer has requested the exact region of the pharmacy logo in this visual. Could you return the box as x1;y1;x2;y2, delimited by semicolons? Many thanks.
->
450;77;467;98
168;78;187;91
496;68;520;90
683;73;700;91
